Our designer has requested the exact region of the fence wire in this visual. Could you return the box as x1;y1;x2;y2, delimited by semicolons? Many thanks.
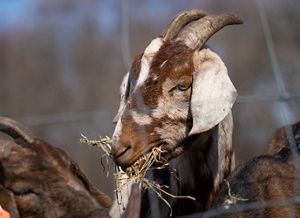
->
9;0;300;217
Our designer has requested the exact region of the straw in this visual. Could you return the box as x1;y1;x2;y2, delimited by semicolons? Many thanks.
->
80;134;196;215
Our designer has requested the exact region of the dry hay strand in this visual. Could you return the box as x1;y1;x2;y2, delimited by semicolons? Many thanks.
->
80;134;112;156
80;134;113;176
80;134;196;216
223;179;248;209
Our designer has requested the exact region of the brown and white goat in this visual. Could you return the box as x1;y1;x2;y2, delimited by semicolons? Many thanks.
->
110;10;242;217
0;117;112;217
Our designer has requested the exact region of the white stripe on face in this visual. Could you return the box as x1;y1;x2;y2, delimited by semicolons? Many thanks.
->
115;72;129;121
131;111;152;125
120;72;129;101
135;37;163;89
152;79;189;120
112;119;123;143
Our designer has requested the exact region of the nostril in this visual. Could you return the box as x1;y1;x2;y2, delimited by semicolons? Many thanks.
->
115;144;132;159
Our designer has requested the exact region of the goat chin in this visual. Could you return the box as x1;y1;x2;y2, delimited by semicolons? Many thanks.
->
109;112;234;218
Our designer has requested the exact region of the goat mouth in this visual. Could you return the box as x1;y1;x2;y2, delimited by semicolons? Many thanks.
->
115;146;131;159
116;141;168;170
134;141;184;168
114;149;134;168
116;139;185;171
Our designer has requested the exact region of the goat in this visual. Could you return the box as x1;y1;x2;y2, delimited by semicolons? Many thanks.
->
210;126;300;218
0;117;112;218
110;9;242;217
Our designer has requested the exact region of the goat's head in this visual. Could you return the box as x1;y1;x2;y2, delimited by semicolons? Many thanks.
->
112;10;242;168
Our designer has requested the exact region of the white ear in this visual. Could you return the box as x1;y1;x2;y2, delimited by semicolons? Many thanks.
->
189;49;237;135
113;72;130;123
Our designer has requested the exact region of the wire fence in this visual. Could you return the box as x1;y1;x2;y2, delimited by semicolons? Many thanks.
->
10;0;300;217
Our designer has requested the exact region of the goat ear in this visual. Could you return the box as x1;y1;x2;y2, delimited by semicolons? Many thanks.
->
189;49;237;135
113;72;130;123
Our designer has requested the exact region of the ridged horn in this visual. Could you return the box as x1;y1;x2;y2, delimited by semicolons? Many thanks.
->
177;13;243;50
163;9;207;41
0;117;35;143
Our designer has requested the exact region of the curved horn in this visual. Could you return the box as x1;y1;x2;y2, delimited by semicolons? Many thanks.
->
163;9;207;41
177;13;243;50
0;117;35;143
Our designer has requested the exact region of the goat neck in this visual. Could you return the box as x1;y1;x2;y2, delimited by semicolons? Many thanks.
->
140;112;234;217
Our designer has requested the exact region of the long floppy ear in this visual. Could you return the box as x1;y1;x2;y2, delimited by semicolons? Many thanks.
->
189;48;237;135
113;72;130;123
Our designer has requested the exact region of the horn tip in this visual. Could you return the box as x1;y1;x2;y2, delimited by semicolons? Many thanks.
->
224;13;244;25
189;9;208;16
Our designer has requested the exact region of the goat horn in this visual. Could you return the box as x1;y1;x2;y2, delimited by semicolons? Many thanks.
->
177;13;243;50
163;9;207;41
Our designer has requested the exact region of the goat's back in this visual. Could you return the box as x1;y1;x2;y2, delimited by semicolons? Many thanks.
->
211;146;300;218
0;117;111;218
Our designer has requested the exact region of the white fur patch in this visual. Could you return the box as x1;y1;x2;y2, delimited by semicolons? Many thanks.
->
112;119;123;143
135;37;163;89
136;58;150;89
144;37;163;55
152;79;189;120
114;72;129;122
131;111;152;125
120;72;129;101
152;98;188;120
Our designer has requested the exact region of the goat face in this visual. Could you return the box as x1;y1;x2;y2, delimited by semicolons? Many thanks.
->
112;10;242;168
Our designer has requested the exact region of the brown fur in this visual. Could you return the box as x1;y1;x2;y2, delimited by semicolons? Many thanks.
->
267;122;300;155
0;119;111;218
212;145;300;217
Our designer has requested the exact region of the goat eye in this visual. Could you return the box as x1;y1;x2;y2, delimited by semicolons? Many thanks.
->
177;84;191;91
168;81;191;95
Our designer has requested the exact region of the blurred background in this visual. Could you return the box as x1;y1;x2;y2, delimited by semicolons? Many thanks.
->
0;0;299;198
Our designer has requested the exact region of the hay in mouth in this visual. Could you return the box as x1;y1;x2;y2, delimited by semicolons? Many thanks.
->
80;134;196;215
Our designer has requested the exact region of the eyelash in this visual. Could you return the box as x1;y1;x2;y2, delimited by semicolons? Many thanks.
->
168;84;191;94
